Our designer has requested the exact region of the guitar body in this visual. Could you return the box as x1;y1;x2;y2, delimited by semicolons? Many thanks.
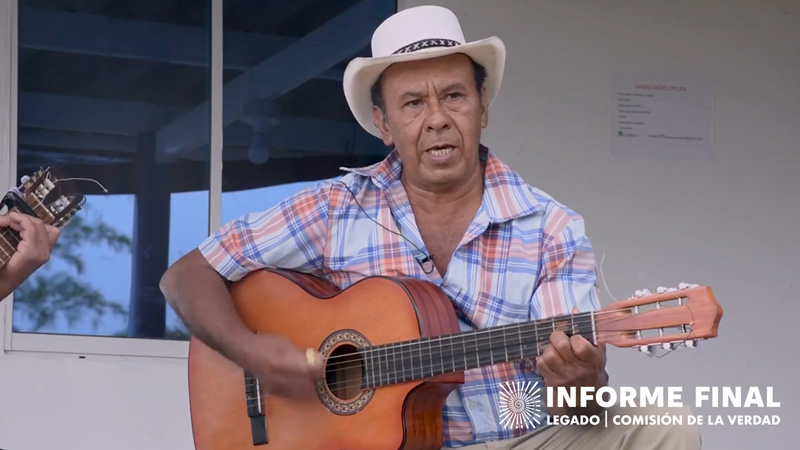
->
187;269;724;450
188;269;464;450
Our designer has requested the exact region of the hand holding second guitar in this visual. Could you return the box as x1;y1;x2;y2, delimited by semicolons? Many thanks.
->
240;333;324;402
0;212;61;299
0;211;60;270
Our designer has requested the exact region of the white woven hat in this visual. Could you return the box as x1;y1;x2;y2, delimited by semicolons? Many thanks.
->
343;5;506;138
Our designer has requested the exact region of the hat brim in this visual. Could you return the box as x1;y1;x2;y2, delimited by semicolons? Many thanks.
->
343;36;506;138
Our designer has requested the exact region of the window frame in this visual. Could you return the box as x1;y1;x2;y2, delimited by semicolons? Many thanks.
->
0;0;225;359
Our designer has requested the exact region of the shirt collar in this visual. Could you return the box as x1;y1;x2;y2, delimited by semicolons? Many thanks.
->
339;145;544;223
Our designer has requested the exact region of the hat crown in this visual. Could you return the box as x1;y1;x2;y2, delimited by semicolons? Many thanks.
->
371;6;466;57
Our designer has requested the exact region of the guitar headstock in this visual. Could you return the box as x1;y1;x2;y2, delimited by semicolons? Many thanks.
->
1;167;85;228
595;283;722;354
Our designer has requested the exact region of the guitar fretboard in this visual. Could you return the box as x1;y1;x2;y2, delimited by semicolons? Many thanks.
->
360;312;596;389
0;228;21;267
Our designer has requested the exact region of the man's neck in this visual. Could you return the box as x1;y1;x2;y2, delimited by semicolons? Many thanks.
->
402;166;485;219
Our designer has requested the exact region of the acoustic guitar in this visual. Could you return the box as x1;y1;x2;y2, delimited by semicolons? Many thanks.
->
187;268;722;450
0;167;85;269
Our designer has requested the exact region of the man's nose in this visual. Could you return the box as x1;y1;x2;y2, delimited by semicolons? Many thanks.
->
424;100;452;132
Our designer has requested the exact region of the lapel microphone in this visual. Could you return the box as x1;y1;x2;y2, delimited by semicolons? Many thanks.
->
417;255;435;274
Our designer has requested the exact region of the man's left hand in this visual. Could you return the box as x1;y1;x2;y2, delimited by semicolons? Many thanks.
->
536;330;608;416
0;211;60;299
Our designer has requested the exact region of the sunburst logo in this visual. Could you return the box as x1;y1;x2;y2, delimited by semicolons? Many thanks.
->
498;381;543;430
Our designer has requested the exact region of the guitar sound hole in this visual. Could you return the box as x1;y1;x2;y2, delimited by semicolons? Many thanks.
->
324;344;363;401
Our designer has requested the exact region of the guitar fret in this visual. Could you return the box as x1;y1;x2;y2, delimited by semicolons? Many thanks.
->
451;335;456;374
396;345;403;384
383;346;389;387
503;328;509;361
463;334;468;370
430;339;435;377
0;230;18;267
489;331;495;365
418;340;424;379
473;330;479;369
409;342;415;382
410;343;416;382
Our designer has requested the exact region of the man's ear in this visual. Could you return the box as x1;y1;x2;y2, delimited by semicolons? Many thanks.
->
480;86;489;128
372;105;394;146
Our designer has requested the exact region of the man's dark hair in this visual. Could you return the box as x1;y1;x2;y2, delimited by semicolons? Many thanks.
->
370;58;488;113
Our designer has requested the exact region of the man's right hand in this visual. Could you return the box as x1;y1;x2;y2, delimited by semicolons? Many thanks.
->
160;249;324;402
238;333;324;402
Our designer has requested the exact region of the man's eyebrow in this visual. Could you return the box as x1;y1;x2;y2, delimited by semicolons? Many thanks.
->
399;91;424;101
399;83;467;100
441;82;466;92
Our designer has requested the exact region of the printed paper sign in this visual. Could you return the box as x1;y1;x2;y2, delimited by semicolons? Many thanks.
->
610;73;714;160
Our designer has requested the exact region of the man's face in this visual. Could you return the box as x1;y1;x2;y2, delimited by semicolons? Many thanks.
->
372;53;488;192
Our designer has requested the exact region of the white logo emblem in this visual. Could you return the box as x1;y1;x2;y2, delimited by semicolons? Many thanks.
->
498;381;543;430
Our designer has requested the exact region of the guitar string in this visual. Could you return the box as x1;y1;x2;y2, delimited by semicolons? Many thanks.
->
316;327;695;390
327;300;699;389
315;304;697;381
323;332;699;392
0;225;24;263
244;326;699;393
322;340;699;392
318;333;688;392
322;300;691;363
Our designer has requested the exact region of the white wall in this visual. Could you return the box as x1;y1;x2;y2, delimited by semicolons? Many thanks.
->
400;0;798;448
1;0;798;449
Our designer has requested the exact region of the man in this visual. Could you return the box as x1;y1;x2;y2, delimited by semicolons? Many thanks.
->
0;211;61;299
160;5;700;449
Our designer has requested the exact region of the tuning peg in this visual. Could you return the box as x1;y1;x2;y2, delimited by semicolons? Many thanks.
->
684;339;698;348
637;345;659;356
656;286;668;294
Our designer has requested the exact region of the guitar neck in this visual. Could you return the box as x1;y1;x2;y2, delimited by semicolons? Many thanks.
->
362;311;596;389
0;227;21;268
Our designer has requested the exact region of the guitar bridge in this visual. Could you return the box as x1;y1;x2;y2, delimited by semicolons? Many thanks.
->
244;371;268;446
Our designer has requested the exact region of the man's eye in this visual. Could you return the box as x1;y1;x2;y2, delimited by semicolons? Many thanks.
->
405;100;422;107
447;92;463;99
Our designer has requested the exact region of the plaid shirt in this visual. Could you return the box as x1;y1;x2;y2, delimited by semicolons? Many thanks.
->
199;147;600;447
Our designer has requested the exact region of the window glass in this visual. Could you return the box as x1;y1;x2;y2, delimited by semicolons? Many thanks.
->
11;0;395;341
219;0;393;224
13;0;213;340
